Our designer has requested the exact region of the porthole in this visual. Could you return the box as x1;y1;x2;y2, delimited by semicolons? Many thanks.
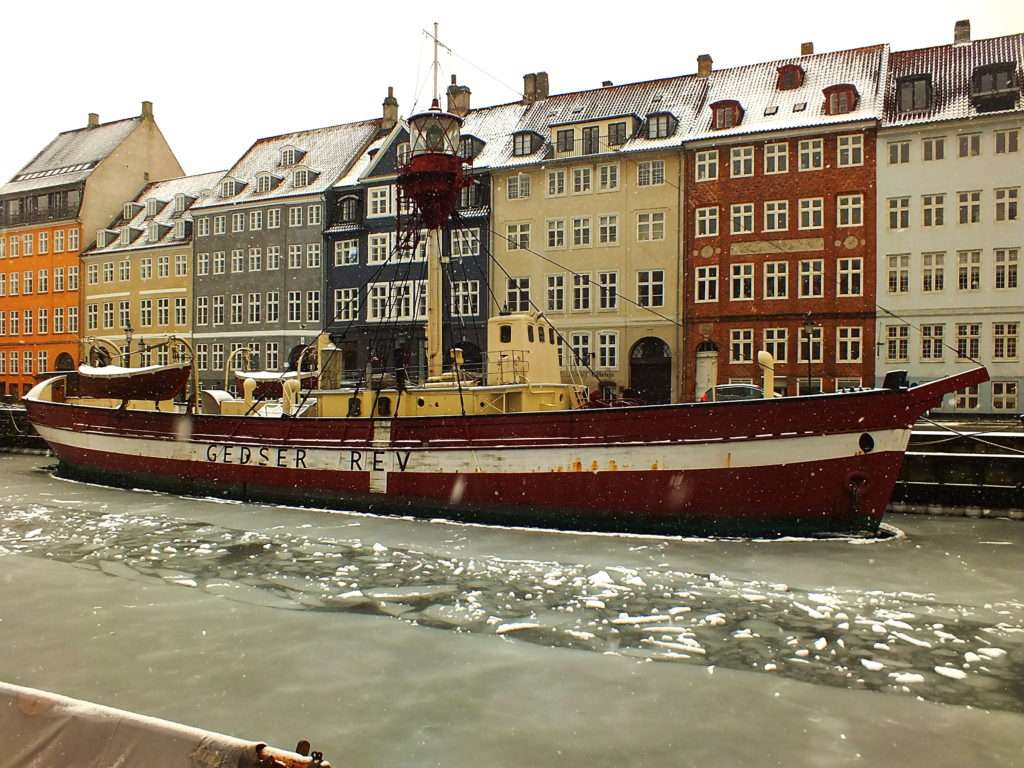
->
858;433;874;453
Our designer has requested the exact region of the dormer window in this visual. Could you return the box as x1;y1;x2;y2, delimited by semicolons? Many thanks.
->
147;222;161;243
338;196;359;222
123;202;142;221
646;113;677;139
281;147;301;166
256;173;277;194
710;100;743;130
396;142;412;166
512;131;541;157
173;193;188;214
458;135;481;159
119;228;132;246
897;75;932;113
293;169;309;187
823;84;858;115
777;64;804;90
173;220;187;240
220;179;238;198
145;198;165;218
970;63;1018;112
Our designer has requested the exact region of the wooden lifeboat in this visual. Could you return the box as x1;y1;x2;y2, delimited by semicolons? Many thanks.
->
77;362;192;401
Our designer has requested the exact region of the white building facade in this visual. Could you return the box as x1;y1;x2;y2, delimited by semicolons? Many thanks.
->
876;24;1022;415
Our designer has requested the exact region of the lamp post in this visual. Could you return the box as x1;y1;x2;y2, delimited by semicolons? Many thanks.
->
123;321;134;366
802;312;814;394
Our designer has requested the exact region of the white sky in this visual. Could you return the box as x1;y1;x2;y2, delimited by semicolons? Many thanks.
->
2;0;1021;184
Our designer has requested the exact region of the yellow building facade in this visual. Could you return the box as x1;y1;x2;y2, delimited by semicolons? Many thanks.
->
82;171;222;366
488;85;699;403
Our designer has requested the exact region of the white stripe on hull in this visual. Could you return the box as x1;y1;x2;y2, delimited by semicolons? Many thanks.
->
35;424;911;488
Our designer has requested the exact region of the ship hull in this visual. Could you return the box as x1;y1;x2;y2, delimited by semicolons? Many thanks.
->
24;368;987;537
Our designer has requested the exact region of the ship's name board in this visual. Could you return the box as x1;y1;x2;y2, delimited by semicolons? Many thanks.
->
203;443;412;472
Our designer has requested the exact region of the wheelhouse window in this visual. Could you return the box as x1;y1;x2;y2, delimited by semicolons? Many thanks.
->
823;85;858;115
776;64;804;90
896;76;932;113
710;100;742;130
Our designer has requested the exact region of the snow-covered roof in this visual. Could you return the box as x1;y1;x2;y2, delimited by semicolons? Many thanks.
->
883;33;1024;127
477;76;708;169
195;119;381;209
687;45;887;141
1;117;141;196
86;170;226;255
334;134;389;189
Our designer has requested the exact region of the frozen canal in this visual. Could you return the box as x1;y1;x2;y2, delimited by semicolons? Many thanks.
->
0;453;1022;767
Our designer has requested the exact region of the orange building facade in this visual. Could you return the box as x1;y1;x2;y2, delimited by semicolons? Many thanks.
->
0;103;183;397
0;221;82;395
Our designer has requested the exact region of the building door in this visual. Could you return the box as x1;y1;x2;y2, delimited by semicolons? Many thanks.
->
55;353;75;370
694;341;719;400
629;337;672;404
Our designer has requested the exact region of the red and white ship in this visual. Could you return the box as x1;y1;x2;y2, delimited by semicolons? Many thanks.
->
22;33;989;536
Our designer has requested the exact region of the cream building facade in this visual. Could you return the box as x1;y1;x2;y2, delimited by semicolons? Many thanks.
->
876;25;1023;414
489;75;703;403
82;171;223;366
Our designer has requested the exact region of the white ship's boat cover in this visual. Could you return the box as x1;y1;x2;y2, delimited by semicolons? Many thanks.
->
233;370;303;381
79;363;173;377
0;681;268;767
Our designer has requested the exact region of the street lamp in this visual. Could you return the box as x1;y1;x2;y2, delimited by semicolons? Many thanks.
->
123;320;134;366
802;312;814;394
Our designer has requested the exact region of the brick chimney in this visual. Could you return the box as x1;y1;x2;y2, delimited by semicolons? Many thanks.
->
523;73;537;103
446;74;471;117
954;19;970;44
801;41;814;56
602;80;613;87
382;86;398;131
535;72;549;100
87;113;99;128
697;54;713;77
141;100;153;120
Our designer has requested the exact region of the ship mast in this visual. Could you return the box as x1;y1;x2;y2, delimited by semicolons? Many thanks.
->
425;21;444;380
399;23;465;382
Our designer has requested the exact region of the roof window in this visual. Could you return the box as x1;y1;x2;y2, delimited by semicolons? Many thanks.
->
777;64;804;90
710;100;743;130
896;75;932;113
970;63;1018;112
823;84;858;115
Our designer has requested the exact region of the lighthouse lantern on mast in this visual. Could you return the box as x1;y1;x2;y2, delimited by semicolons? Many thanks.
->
408;100;463;158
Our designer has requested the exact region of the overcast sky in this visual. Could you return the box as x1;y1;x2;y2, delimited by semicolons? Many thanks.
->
2;0;1021;184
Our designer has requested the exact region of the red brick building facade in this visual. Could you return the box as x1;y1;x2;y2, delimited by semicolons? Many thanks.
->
681;46;884;399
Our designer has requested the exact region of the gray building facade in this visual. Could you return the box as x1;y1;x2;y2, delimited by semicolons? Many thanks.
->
190;118;382;390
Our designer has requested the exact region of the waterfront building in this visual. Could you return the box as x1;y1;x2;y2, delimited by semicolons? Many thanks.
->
189;117;380;391
876;22;1023;414
682;45;885;399
82;171;224;367
324;78;498;379
0;103;182;396
490;72;704;403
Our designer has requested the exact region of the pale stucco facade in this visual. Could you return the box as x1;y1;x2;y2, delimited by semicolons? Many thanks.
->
491;147;684;402
875;113;1023;414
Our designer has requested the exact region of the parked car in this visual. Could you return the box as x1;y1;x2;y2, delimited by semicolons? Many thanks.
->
700;384;765;402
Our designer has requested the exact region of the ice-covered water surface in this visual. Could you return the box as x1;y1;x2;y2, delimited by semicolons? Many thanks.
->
1;464;1021;714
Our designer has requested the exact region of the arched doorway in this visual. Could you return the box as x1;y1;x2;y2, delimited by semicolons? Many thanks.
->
55;353;75;371
694;340;719;400
629;337;672;404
